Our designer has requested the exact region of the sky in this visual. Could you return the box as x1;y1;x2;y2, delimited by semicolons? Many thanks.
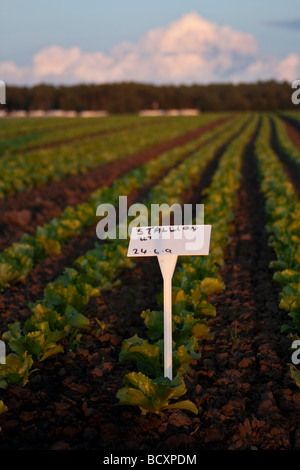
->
0;0;299;85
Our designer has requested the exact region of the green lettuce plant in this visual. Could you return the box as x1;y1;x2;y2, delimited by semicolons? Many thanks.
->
117;372;198;415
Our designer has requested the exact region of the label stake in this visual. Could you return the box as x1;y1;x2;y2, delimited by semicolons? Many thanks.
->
127;224;211;380
157;254;178;379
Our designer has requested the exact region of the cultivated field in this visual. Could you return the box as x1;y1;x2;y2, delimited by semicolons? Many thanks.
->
0;111;299;451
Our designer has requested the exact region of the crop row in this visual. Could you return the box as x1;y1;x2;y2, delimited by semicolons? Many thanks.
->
271;115;300;168
280;111;300;126
0;117;82;139
116;115;259;414
0;115;155;155
0;116;240;291
0;114;247;409
254;115;300;387
0;114;223;198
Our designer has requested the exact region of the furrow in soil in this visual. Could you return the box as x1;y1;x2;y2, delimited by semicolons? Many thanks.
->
0;117;231;251
0;121;233;328
269;117;300;198
188;120;300;450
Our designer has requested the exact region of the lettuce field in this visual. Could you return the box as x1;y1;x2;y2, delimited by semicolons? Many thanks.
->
0;111;299;451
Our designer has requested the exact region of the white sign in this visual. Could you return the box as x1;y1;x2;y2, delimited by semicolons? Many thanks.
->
127;225;211;380
128;225;211;257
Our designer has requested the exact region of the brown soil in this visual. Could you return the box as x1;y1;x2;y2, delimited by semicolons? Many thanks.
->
0;118;299;452
270;118;300;199
282;118;300;149
0;117;230;252
0;118;237;330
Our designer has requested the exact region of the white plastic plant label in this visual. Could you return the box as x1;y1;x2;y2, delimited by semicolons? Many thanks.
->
127;225;212;380
127;225;211;257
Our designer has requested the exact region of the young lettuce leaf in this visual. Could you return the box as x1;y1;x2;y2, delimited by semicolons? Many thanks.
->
117;371;198;415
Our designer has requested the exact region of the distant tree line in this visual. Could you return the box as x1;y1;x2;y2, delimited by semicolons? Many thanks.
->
3;80;296;113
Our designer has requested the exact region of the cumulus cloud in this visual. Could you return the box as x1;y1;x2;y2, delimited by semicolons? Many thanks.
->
276;53;300;81
1;12;299;85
